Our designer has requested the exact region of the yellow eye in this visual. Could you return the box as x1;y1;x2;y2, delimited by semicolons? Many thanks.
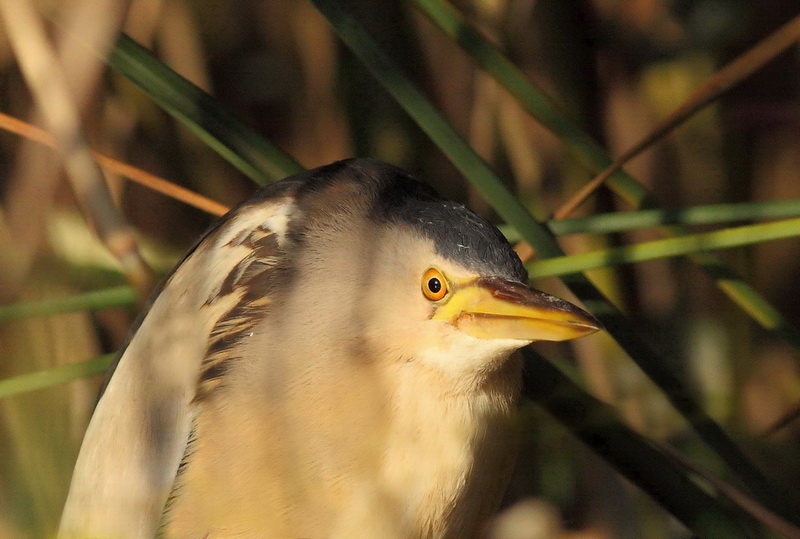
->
421;267;448;301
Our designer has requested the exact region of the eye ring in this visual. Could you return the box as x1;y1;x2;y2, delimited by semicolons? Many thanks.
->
421;267;448;301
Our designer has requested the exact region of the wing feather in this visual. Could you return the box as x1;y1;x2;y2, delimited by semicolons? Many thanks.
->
58;190;296;539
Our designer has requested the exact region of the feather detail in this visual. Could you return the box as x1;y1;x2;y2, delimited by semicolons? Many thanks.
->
195;222;285;401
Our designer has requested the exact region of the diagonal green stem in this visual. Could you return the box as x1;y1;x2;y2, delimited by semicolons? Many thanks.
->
310;0;790;523
109;35;303;185
0;286;136;323
0;354;113;399
521;349;750;537
529;217;800;278
411;0;800;352
546;198;800;236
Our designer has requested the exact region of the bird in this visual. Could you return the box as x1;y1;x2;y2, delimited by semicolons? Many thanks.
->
58;158;601;538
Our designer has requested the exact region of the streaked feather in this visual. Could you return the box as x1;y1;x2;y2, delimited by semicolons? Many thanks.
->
58;193;296;539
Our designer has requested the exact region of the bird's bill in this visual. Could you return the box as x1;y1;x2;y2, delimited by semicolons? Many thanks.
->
432;277;602;342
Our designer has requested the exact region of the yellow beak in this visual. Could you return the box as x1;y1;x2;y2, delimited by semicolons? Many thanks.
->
432;277;602;342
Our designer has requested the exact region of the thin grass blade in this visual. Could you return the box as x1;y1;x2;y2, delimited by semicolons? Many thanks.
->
0;355;113;399
521;349;751;538
0;286;136;323
109;34;303;185
529;217;800;278
547;198;800;236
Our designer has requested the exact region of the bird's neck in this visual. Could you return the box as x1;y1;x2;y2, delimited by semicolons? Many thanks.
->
375;354;522;536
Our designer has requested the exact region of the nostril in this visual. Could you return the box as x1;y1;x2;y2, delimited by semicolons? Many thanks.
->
492;289;523;302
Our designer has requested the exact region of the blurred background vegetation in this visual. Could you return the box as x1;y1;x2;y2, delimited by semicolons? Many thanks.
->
0;0;798;537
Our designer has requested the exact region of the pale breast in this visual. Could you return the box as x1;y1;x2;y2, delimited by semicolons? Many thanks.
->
374;356;522;538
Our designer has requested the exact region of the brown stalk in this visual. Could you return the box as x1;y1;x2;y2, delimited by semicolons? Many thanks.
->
0;0;156;295
554;13;800;221
0;0;133;301
659;443;800;538
762;403;800;439
0;112;229;217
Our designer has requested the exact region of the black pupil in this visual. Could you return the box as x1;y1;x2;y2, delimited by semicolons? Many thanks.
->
428;277;442;294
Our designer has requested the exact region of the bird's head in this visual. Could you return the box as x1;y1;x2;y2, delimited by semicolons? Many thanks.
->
274;159;602;380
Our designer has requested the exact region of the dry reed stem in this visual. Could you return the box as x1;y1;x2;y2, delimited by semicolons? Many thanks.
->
0;112;229;217
553;13;800;220
0;0;130;301
0;0;156;296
